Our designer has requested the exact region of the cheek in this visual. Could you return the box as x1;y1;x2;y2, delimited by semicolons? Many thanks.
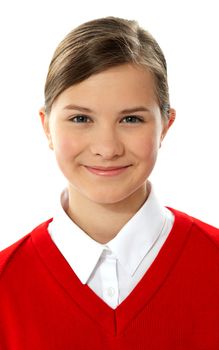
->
52;130;82;162
132;133;160;162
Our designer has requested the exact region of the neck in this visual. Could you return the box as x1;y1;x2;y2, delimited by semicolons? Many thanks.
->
66;182;150;244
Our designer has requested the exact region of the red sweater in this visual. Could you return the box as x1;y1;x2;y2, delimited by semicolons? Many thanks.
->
0;208;219;350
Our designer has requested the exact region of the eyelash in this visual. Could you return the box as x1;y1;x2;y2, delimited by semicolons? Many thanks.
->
69;115;144;124
70;115;91;123
122;116;144;124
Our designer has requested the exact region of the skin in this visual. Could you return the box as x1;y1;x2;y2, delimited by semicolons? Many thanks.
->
40;64;175;243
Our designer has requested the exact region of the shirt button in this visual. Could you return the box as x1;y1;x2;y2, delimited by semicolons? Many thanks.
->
107;287;115;297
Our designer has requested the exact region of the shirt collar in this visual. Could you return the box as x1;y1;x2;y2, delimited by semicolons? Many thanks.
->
48;183;167;284
106;185;167;276
48;195;104;284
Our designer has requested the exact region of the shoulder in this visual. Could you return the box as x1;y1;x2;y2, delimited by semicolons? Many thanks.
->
168;207;219;248
191;215;219;247
0;234;30;276
0;219;53;278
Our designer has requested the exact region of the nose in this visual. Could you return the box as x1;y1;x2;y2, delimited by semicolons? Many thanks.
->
90;127;124;160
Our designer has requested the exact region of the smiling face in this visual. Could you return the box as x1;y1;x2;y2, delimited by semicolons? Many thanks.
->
40;64;175;207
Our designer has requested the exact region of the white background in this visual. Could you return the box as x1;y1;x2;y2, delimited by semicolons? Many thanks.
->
0;0;218;249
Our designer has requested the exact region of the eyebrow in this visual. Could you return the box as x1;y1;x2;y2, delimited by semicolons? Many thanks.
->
63;104;150;114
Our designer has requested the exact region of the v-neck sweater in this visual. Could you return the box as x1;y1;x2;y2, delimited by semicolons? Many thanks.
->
48;185;174;308
0;208;219;349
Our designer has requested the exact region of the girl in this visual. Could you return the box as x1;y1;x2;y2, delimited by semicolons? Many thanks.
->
0;16;218;350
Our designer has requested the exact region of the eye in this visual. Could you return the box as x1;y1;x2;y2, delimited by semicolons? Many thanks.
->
70;115;92;123
121;115;144;123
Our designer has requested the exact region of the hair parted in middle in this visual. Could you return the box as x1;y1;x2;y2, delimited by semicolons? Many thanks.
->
44;16;170;117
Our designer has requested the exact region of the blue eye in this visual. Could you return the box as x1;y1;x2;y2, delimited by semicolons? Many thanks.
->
70;115;91;123
121;116;144;123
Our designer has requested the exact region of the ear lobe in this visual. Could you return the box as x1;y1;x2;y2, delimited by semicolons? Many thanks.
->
39;107;54;150
159;134;164;148
167;108;176;129
159;108;176;148
161;108;176;138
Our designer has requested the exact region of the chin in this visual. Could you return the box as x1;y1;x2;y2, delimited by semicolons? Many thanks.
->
79;187;123;204
89;194;126;205
84;187;142;206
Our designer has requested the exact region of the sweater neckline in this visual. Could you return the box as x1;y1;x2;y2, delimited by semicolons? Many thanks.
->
31;208;193;336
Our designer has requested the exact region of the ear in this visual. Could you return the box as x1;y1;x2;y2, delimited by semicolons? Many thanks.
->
160;108;176;143
39;107;54;150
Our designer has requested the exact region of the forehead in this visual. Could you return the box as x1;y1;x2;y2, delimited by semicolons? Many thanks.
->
52;64;157;111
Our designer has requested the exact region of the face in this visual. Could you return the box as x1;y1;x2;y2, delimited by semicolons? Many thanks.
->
40;64;175;206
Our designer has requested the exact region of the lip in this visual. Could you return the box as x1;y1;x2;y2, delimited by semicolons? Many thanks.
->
84;165;131;176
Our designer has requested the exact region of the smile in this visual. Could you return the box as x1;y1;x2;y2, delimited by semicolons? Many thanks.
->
84;165;131;177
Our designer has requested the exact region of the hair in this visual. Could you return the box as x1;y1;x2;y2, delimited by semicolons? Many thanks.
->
44;16;170;117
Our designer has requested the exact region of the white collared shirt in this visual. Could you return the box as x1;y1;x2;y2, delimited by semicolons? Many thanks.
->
48;184;174;309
